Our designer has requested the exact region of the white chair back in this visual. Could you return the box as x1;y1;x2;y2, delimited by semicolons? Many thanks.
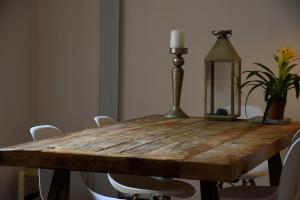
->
30;125;122;200
30;125;62;200
239;105;263;119
291;129;300;144
93;116;198;199
30;125;62;141
94;116;116;127
92;116;120;196
278;137;300;199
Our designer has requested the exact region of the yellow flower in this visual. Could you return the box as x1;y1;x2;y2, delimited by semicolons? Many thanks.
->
274;47;299;77
277;47;296;62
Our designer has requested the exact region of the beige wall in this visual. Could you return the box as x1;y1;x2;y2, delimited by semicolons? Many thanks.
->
0;0;37;199
37;0;101;131
120;0;300;121
37;1;114;197
0;0;101;199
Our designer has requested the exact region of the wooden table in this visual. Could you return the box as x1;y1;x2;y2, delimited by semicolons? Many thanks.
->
1;116;300;200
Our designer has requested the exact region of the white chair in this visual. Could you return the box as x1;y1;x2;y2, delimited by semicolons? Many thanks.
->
30;125;124;200
238;106;300;186
94;116;196;199
239;105;264;119
94;116;117;127
220;136;300;200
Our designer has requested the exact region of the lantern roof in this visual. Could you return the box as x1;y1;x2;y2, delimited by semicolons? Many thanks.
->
205;32;241;62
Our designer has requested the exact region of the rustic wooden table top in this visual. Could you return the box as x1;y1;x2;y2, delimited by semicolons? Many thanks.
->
0;115;299;182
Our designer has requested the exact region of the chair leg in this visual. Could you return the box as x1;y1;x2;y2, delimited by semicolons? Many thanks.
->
18;170;25;200
217;181;223;189
132;194;139;200
153;196;160;200
249;179;256;186
162;195;171;200
242;179;247;186
242;178;256;186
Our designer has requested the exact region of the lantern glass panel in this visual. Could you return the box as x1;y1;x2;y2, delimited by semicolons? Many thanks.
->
206;61;232;116
234;62;241;116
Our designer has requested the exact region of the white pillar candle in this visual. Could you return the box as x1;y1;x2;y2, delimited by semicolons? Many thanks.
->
170;30;185;48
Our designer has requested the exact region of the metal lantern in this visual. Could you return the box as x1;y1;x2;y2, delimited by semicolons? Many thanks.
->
204;30;241;120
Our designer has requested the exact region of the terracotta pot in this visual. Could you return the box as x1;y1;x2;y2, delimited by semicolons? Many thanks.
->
268;100;286;120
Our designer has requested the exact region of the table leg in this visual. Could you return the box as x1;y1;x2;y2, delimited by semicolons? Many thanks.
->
47;169;70;200
268;153;282;186
200;181;219;200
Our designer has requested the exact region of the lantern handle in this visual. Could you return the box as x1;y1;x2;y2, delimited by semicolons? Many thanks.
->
212;30;232;39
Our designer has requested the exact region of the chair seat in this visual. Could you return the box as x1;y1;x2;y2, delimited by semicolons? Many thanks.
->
240;161;268;180
88;188;125;200
30;125;123;200
220;186;278;200
108;174;195;198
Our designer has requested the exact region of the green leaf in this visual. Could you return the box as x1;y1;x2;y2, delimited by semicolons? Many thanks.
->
246;71;269;84
293;77;300;98
241;80;266;88
278;74;292;97
264;87;271;101
261;71;275;79
245;83;265;114
280;64;297;80
254;63;275;76
242;60;299;109
263;99;273;123
244;83;267;90
245;69;275;83
245;71;257;79
286;64;297;73
273;54;279;63
291;57;300;63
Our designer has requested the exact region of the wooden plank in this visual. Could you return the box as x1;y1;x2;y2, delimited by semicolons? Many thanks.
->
7;115;167;150
0;116;299;181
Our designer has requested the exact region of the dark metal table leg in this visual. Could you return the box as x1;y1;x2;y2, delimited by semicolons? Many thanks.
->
200;181;219;200
268;153;282;186
47;169;70;200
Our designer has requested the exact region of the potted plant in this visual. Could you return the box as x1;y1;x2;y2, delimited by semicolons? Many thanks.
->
242;47;300;123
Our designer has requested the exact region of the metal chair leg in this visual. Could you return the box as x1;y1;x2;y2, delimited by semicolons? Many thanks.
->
250;179;256;186
217;181;224;189
152;196;160;200
162;195;171;200
242;179;247;186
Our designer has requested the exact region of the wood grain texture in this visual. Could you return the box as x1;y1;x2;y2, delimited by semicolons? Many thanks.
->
0;115;299;182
